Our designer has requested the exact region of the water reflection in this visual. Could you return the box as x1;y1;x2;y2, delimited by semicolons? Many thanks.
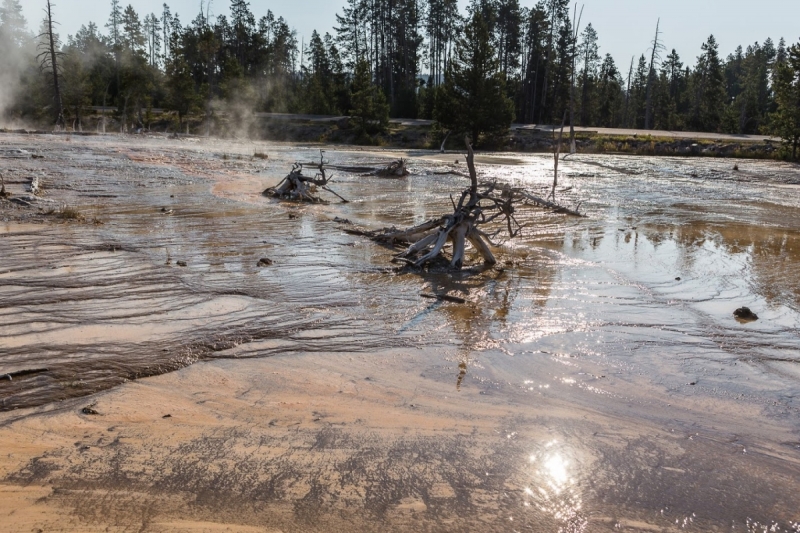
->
523;440;587;533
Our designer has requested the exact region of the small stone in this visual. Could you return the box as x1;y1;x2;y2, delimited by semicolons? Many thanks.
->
288;213;298;219
257;258;273;267
675;277;681;281
176;260;187;267
733;307;758;321
81;406;99;415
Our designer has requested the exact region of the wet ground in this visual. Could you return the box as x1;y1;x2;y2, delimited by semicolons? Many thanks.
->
1;133;799;532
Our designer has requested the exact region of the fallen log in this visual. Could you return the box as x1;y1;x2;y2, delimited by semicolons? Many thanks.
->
515;190;585;217
1;368;49;380
421;292;466;304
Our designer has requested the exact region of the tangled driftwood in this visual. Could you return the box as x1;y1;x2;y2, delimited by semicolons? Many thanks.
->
378;159;409;177
347;138;583;270
263;151;348;203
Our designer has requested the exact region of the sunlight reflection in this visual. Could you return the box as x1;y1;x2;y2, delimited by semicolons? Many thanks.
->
524;440;588;533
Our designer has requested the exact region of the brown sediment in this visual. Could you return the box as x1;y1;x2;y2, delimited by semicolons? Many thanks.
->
1;133;800;531
1;350;800;532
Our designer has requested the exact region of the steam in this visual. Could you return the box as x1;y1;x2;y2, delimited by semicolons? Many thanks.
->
0;9;34;128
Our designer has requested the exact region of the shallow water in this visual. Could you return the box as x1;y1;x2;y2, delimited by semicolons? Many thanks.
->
1;134;800;530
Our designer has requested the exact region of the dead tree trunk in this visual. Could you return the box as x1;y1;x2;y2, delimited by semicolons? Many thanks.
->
41;0;65;128
552;110;567;201
644;19;663;131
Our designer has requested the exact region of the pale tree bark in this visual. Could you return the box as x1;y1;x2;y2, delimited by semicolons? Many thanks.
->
39;0;65;128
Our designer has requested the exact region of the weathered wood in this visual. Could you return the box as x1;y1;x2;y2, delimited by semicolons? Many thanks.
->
1;368;49;380
378;159;409;177
263;151;348;203
515;190;585;217
350;136;584;270
552;110;567;201
420;293;466;304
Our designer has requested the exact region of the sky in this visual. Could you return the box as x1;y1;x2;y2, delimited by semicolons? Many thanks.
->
20;0;800;71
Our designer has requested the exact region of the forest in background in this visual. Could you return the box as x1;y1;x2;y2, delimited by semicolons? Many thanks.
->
0;0;799;156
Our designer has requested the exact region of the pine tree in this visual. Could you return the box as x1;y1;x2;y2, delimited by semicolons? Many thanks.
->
0;0;28;47
690;35;726;131
596;54;622;127
519;3;548;123
770;43;800;159
578;23;599;126
629;55;648;128
334;0;367;70
495;0;522;80
436;9;514;146
143;14;162;68
350;58;389;136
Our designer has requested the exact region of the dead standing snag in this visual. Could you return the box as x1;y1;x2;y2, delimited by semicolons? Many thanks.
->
263;151;348;204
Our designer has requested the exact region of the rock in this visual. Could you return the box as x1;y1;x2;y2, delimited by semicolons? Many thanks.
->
257;258;273;267
733;307;758;321
176;260;187;267
81;406;99;415
288;213;298;219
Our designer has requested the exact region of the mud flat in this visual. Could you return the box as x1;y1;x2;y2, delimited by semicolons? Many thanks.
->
1;133;800;532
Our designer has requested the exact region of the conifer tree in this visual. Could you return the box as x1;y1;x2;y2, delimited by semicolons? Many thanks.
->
350;58;389;136
771;43;800;159
691;35;726;131
436;9;514;146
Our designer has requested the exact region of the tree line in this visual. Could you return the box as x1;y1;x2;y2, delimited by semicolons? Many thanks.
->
0;0;798;155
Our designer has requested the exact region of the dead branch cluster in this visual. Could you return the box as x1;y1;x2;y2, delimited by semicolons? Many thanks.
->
263;150;347;203
266;138;582;271
347;138;582;270
377;158;409;178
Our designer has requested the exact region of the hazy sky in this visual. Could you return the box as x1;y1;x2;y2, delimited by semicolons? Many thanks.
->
21;0;800;70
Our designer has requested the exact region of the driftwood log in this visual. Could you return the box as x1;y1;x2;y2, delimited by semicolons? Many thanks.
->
263;151;348;203
347;137;583;270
